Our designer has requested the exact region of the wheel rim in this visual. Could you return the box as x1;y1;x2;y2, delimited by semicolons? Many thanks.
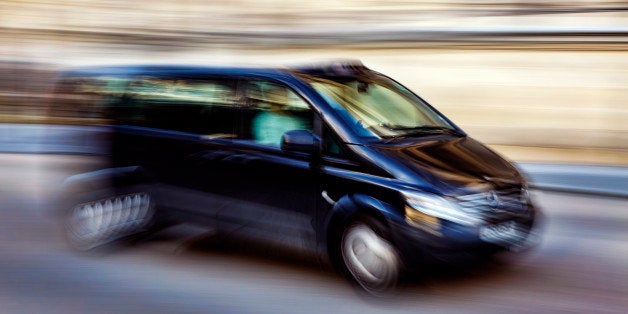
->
341;222;400;292
67;192;152;249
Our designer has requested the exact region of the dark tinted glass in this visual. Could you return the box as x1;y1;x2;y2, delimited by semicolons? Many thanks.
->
51;76;129;123
118;77;238;136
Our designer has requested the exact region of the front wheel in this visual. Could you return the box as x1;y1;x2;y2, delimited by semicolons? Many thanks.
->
339;217;401;296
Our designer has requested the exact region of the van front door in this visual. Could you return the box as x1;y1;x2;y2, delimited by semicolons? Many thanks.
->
210;78;319;254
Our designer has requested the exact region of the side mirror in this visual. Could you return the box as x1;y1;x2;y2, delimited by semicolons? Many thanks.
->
280;130;319;154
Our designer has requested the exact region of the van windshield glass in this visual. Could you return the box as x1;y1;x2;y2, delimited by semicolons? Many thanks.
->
300;74;456;139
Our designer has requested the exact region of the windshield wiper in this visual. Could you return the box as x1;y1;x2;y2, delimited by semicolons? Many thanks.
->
382;125;462;142
393;125;460;135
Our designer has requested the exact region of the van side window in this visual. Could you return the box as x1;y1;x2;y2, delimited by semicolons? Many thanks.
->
241;80;314;147
50;77;128;123
323;126;349;158
120;78;238;136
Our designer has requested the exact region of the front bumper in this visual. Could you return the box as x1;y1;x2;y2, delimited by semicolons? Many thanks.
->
390;204;541;268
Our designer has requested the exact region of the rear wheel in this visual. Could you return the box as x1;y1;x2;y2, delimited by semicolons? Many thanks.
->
339;216;401;296
65;188;155;251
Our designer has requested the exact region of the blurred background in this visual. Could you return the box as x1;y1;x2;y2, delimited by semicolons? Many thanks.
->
1;0;627;164
0;1;626;313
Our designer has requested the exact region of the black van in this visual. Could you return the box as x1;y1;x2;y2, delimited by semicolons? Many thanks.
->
56;61;540;295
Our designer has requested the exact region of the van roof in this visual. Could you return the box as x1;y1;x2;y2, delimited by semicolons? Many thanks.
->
60;65;285;78
59;60;372;79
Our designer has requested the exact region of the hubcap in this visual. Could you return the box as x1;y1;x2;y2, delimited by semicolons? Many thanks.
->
342;223;399;292
67;192;152;249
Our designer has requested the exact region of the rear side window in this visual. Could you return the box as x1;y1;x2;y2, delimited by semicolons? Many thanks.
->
51;76;128;123
119;77;238;136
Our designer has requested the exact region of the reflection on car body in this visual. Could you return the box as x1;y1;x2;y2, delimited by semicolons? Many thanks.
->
55;61;541;296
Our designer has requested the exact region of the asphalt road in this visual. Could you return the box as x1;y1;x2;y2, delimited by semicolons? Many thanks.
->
0;154;626;313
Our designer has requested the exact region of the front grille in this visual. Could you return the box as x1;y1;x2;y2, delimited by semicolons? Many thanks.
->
456;188;527;214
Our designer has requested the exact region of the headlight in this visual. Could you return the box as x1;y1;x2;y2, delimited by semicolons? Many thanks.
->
403;191;483;227
404;205;441;235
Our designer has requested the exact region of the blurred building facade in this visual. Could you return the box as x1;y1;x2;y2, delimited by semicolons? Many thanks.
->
1;0;627;164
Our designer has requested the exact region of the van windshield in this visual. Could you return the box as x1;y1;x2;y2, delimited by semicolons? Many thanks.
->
299;74;457;139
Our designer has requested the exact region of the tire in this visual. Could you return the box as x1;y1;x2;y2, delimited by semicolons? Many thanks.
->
64;187;155;251
337;216;401;296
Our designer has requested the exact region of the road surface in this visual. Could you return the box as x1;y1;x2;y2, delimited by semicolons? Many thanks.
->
0;154;626;313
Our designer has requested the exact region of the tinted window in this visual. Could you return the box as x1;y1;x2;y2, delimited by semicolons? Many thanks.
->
51;76;128;122
240;80;314;147
119;77;238;136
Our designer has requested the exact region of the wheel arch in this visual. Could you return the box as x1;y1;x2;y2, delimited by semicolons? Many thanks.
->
322;193;404;259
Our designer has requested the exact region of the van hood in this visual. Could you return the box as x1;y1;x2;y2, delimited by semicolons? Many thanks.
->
371;136;523;193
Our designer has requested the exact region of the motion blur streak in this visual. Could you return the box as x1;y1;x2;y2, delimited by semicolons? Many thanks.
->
1;1;627;164
0;1;627;313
